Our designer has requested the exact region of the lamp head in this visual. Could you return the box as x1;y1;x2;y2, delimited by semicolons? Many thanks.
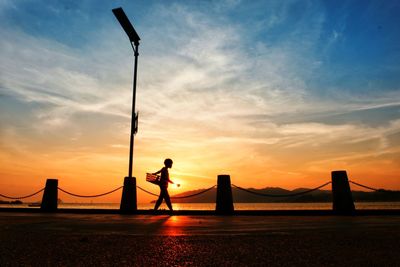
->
112;7;140;45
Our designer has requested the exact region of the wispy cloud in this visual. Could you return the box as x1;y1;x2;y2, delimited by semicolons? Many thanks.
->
1;1;399;194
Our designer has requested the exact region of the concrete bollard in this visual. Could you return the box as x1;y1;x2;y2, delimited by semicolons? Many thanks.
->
215;174;234;215
120;176;137;214
40;179;58;212
331;170;355;215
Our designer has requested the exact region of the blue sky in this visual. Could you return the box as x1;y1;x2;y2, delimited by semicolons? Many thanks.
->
3;1;400;91
1;0;400;196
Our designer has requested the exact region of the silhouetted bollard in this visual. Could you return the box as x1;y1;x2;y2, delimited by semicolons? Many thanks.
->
216;174;234;215
331;170;355;215
40;179;58;212
120;176;137;214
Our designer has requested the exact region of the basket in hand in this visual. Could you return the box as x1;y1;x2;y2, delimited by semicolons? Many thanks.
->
146;173;160;185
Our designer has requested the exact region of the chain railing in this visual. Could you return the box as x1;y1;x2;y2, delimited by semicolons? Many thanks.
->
137;185;216;199
349;181;381;191
0;188;45;200
171;185;216;199
57;186;123;198
0;180;395;203
137;185;159;197
232;181;332;198
0;184;214;201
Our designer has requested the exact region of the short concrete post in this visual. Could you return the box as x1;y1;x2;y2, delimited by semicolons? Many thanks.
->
120;176;137;214
40;179;58;212
215;174;234;215
331;170;355;214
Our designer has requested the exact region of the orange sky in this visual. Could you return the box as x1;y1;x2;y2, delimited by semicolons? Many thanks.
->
1;125;399;203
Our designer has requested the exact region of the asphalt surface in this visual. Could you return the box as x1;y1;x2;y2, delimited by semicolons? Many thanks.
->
1;213;400;266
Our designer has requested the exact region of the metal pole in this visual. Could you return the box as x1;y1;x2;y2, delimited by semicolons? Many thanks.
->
128;43;139;178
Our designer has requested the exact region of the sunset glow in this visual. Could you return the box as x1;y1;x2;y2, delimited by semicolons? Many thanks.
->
1;1;399;203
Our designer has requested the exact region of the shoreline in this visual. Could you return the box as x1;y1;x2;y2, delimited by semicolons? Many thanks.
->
1;207;400;215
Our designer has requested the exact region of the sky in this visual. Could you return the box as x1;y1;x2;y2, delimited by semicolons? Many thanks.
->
1;0;399;203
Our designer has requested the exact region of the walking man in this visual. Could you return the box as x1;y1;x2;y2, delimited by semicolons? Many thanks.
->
153;158;177;212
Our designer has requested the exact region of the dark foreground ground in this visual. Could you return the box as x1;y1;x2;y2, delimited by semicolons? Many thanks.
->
1;212;400;266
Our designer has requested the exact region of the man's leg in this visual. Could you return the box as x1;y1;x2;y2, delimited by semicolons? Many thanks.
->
163;188;173;211
154;187;164;210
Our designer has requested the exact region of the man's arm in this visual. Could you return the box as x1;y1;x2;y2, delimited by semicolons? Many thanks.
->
152;169;162;175
168;178;180;187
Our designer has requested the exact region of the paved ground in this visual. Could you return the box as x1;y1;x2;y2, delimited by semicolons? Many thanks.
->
1;212;400;266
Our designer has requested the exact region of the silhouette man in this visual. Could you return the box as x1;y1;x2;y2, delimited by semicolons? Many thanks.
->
153;158;176;212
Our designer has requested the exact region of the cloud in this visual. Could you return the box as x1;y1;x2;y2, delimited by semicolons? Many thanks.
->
135;3;319;134
0;0;15;13
0;28;133;122
2;1;397;138
1;1;399;191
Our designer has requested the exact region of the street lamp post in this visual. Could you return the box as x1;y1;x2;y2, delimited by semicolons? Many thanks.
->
112;7;140;179
112;7;141;213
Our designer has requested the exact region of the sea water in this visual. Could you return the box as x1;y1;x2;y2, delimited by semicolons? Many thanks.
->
2;202;400;210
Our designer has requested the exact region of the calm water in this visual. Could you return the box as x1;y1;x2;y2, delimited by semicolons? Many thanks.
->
2;202;400;210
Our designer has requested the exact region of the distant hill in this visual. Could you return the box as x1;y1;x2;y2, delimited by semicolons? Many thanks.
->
161;187;400;203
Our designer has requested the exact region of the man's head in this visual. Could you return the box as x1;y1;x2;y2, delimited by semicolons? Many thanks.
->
164;158;173;168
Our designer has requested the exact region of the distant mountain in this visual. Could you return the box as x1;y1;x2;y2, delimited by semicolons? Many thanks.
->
163;187;400;203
